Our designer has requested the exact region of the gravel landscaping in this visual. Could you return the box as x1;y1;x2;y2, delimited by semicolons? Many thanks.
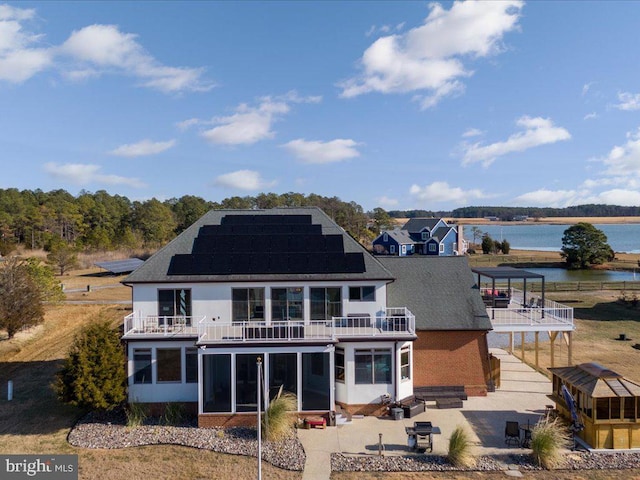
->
331;451;640;472
67;410;306;471
69;410;640;474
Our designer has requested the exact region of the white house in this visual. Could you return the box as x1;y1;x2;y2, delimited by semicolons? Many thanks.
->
122;208;417;426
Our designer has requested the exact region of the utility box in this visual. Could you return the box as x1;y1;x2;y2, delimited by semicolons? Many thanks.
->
391;407;404;421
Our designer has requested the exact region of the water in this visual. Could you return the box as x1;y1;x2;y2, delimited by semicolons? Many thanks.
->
464;223;640;254
464;223;640;282
520;267;638;282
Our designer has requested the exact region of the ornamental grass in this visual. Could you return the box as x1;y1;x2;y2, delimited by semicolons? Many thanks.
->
262;390;297;442
447;425;475;468
530;417;572;469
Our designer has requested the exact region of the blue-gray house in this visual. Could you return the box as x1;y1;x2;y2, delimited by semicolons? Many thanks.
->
373;218;467;257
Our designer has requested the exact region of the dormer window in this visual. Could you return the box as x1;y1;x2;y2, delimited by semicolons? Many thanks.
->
421;231;428;240
383;233;388;242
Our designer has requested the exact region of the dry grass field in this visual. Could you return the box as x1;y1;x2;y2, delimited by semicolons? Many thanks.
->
2;257;640;479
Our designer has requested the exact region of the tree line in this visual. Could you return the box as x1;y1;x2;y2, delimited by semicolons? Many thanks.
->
387;204;640;220
0;188;373;255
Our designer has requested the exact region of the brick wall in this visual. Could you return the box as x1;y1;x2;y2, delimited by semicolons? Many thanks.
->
413;330;490;396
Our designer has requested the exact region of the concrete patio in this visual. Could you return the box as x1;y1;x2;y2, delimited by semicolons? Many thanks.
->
298;348;555;478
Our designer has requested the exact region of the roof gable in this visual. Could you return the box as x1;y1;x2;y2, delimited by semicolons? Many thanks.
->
124;207;394;283
401;217;447;234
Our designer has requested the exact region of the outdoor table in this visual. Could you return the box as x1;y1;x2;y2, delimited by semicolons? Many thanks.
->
520;423;533;448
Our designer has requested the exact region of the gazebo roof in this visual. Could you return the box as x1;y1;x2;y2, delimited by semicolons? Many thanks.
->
549;363;640;398
471;266;544;281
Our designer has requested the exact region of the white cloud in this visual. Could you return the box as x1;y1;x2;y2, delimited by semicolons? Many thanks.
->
595;189;640;206
513;189;582;208
515;187;640;208
282;138;361;164
175;118;200;131
43;162;146;188
377;196;399;207
409;181;487;205
213;170;276;191
200;92;320;146
583;112;597;120
599;128;640;178
614;92;640;111
582;82;594;96
340;1;523;108
109;139;176;157
0;4;52;82
462;127;483;138
460;116;571;167
0;7;212;92
201;101;287;145
60;24;212;93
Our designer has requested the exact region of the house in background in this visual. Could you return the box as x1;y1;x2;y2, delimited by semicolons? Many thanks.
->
372;217;467;256
371;229;415;256
121;208;491;427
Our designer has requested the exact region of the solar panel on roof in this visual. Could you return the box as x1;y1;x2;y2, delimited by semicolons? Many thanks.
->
95;258;144;274
325;235;344;252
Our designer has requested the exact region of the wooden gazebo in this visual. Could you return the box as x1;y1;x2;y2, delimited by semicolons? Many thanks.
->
549;363;640;449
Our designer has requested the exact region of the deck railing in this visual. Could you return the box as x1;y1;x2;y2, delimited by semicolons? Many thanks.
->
123;307;415;342
123;312;202;337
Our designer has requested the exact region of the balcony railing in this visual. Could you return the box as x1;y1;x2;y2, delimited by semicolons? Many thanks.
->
123;313;202;337
485;289;574;332
123;307;415;343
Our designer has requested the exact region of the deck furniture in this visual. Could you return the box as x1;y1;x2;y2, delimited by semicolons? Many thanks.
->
414;385;467;402
520;423;533;448
505;421;521;447
304;416;326;429
435;397;463;409
396;395;425;418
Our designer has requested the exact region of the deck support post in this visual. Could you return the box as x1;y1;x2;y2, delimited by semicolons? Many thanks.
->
509;332;514;354
549;331;559;368
563;331;573;366
520;332;525;362
534;331;539;368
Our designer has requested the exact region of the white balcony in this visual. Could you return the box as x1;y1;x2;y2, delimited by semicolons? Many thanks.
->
486;288;574;333
123;307;416;343
123;313;202;338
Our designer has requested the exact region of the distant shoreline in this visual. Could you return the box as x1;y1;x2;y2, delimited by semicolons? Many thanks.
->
452;216;640;225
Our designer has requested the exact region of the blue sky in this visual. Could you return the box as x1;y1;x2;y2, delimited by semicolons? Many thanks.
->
2;1;640;212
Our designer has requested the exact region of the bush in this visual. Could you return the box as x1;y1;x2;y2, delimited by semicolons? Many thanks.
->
55;320;127;411
262;390;297;441
126;403;148;427
447;425;475;468
530;418;571;469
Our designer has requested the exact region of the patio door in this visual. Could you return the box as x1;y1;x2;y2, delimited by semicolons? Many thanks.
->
158;289;191;325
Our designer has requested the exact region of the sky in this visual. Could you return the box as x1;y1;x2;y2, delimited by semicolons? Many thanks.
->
3;1;640;212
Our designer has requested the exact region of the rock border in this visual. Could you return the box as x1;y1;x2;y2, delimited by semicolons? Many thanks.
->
67;410;305;471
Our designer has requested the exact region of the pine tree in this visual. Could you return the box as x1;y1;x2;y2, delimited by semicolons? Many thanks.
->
56;321;127;411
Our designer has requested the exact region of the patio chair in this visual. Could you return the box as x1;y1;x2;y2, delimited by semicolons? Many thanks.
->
505;421;521;447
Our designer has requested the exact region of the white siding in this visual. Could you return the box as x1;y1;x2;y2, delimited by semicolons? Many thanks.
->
127;340;198;403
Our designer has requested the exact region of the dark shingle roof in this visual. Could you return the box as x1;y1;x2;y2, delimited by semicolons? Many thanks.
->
402;218;442;234
430;226;455;242
379;256;492;331
382;229;414;244
124;208;394;283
